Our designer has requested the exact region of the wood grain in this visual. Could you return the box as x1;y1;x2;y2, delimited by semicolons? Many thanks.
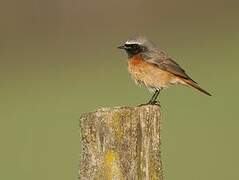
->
79;105;163;180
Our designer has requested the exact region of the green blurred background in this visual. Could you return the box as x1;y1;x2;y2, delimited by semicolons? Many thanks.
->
1;0;238;179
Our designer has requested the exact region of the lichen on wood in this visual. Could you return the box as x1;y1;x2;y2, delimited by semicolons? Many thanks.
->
79;105;163;180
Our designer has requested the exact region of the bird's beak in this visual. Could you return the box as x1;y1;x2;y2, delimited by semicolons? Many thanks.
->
117;45;126;49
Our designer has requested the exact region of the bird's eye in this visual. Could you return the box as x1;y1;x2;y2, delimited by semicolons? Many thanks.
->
133;44;139;49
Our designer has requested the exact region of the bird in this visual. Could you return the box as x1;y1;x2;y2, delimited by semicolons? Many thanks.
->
118;36;211;105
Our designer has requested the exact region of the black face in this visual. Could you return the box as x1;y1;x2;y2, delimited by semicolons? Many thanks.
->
118;43;146;57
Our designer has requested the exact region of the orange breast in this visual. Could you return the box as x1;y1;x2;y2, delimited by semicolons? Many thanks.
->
127;55;181;89
130;57;144;66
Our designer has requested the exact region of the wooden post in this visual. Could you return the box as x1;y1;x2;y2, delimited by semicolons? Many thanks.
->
79;105;163;180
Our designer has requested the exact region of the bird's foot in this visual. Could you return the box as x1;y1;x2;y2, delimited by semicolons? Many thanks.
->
150;100;161;106
137;102;149;107
138;100;161;107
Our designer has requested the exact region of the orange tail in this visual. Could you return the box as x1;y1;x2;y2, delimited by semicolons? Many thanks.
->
184;80;212;96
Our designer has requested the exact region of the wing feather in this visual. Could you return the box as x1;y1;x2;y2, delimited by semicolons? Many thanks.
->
148;56;197;83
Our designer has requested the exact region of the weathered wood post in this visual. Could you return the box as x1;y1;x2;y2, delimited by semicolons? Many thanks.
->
79;105;163;180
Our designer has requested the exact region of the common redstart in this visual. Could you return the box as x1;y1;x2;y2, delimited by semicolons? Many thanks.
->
118;36;211;105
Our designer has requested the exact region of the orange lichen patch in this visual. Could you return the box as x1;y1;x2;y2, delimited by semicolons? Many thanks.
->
149;156;162;180
110;111;130;142
128;55;179;88
103;150;123;180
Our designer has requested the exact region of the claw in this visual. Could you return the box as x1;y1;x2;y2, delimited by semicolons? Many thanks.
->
137;100;161;107
137;102;149;107
150;100;161;107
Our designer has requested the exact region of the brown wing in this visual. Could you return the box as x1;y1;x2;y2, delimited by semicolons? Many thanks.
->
149;57;197;83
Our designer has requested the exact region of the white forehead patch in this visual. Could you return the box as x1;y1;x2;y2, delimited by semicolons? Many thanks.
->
125;40;142;45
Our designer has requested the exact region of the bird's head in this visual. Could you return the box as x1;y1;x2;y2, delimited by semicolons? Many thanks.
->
118;36;156;58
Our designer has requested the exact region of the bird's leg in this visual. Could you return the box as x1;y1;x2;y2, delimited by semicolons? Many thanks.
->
138;89;161;106
149;89;161;105
148;90;159;104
